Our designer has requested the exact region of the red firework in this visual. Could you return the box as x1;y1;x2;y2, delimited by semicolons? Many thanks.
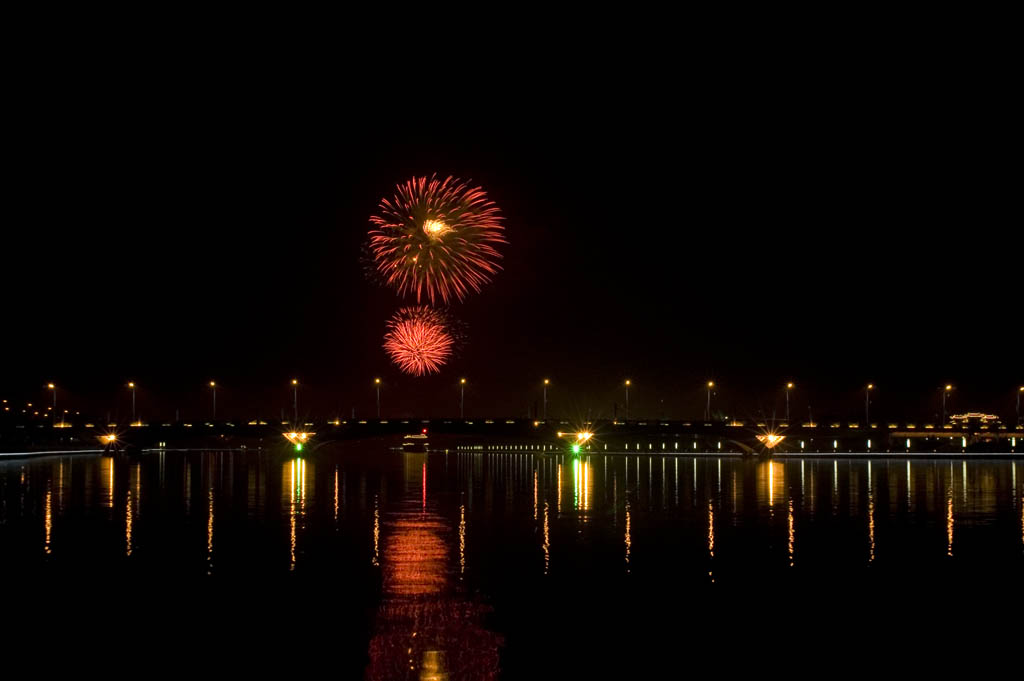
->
383;307;455;376
368;175;506;305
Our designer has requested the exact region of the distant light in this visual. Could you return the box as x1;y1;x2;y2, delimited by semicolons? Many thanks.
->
48;383;55;389
868;383;874;390
460;378;466;384
544;379;550;385
209;381;216;387
756;433;785;448
571;444;581;454
576;431;593;442
292;379;298;385
295;443;303;452
374;378;381;385
786;382;793;389
128;382;135;388
284;431;313;445
625;379;631;386
945;384;952;391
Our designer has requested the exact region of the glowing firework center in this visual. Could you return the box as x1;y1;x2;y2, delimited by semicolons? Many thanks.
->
422;218;452;240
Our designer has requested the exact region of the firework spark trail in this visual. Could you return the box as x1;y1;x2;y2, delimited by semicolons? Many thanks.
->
382;306;455;376
368;175;506;305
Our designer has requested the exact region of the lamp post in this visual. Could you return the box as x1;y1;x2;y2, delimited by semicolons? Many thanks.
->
375;378;381;418
460;378;466;418
48;383;56;424
865;384;873;426
129;378;137;421
625;380;631;421
292;379;298;423
942;384;953;425
1017;387;1023;426
706;381;714;421
543;379;550;420
785;382;793;423
209;381;217;420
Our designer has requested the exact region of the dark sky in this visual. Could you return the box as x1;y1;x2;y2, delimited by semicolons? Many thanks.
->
5;74;1021;423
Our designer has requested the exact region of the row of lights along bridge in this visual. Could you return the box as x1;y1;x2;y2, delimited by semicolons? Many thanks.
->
6;381;1024;426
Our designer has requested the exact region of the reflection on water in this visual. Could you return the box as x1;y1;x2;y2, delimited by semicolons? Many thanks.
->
366;453;501;680
2;449;1023;677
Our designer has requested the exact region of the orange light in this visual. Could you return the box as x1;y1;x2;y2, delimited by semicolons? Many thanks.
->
283;431;313;445
756;433;786;448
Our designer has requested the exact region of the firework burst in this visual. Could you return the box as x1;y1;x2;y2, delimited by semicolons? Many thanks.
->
368;175;506;305
383;306;456;376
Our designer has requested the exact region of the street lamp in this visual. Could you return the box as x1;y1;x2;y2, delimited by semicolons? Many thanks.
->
1017;386;1023;426
209;381;217;420
706;381;714;421
942;384;953;424
460;378;466;418
865;384;873;425
48;383;56;424
625;380;631;421
291;379;299;423
542;379;550;420
128;382;136;423
374;378;381;418
785;382;793;423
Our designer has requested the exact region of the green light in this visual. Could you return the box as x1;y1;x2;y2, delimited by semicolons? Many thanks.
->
295;443;303;452
571;444;580;454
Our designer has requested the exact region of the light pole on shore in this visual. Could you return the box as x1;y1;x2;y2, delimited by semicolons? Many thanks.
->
1017;387;1023;426
48;383;56;424
210;381;217;420
942;384;953;424
460;378;466;418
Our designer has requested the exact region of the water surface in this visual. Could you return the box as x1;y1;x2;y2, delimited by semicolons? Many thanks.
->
2;446;1021;678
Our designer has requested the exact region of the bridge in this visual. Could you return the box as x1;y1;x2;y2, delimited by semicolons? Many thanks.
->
1;417;1020;458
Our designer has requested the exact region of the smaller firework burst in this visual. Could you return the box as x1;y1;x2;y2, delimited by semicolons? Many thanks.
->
383;307;458;376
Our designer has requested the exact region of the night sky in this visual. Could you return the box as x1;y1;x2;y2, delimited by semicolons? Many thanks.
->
6;82;1020;423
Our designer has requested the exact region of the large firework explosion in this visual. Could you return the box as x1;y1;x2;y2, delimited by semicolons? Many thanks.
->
382;307;457;376
368;175;506;305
